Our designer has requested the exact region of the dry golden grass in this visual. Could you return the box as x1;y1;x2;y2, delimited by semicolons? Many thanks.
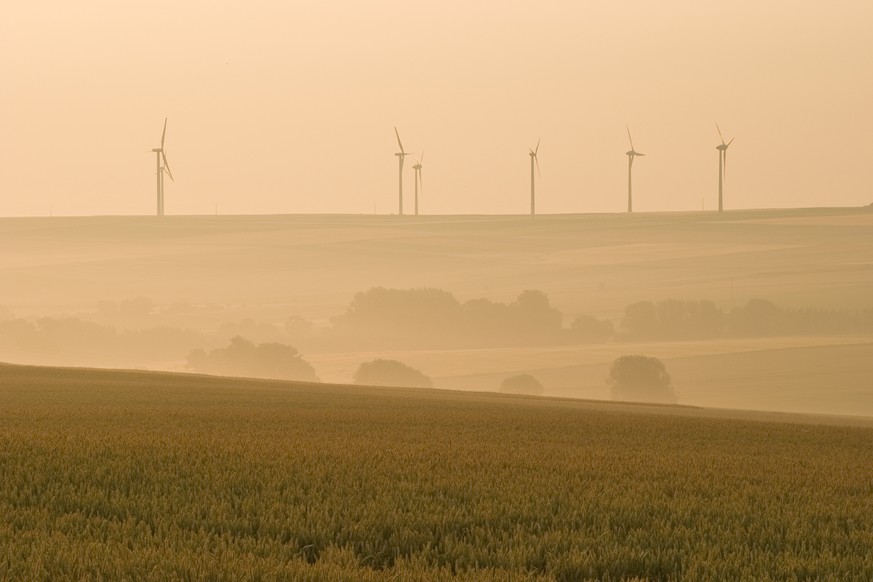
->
1;363;872;580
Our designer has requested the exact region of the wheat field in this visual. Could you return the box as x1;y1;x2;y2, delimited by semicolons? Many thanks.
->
1;363;871;581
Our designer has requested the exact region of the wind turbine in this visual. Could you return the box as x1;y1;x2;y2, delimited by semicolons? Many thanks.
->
625;126;644;213
413;152;423;216
716;124;734;213
151;118;174;216
529;139;541;216
394;127;412;215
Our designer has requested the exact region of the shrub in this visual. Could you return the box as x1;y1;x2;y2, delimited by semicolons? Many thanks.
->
353;359;432;389
498;374;545;396
607;355;676;404
186;336;319;382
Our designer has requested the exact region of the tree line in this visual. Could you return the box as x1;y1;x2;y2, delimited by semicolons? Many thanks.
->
331;288;873;347
1;291;871;379
620;298;873;340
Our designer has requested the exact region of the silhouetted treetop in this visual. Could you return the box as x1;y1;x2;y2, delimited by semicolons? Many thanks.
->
333;287;565;347
607;355;676;404
186;336;319;383
353;358;432;389
499;374;544;396
621;299;723;340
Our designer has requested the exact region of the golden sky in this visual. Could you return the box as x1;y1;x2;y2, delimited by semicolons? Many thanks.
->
2;1;871;216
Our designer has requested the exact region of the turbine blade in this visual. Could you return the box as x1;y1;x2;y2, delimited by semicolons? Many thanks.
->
420;151;424;165
535;154;541;177
723;150;727;180
629;154;634;169
626;125;634;151
162;151;174;181
394;127;405;154
727;137;735;147
161;118;168;148
716;123;725;145
535;138;541;155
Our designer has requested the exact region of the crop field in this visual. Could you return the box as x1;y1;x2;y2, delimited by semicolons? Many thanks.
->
2;364;872;580
2;207;871;322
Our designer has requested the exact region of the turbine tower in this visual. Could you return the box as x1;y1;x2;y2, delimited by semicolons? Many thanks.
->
529;139;541;216
413;152;423;216
394;127;411;215
151;118;174;216
716;124;735;213
625;127;644;213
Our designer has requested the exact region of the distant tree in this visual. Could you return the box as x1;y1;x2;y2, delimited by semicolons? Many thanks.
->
621;299;726;340
691;300;726;338
332;287;567;348
336;287;461;330
568;315;614;343
729;298;783;337
332;287;461;347
353;359;432;389
607;355;676;404
654;299;725;339
621;301;658;339
510;290;563;336
499;374;544;396
186;336;319;382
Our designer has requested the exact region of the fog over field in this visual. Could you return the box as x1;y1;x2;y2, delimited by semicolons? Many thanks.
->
4;2;873;579
1;207;871;416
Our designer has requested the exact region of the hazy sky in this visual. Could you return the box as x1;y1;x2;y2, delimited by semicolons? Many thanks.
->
3;1;871;216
